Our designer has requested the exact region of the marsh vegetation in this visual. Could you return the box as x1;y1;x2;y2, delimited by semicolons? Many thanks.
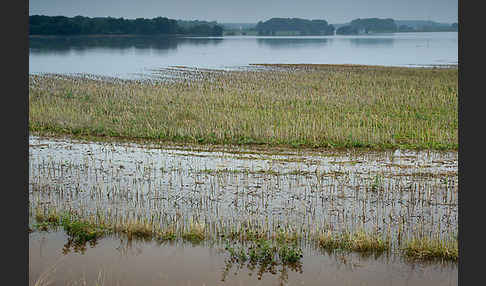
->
29;64;457;150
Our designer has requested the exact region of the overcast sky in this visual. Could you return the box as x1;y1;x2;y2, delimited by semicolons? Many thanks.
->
29;0;458;24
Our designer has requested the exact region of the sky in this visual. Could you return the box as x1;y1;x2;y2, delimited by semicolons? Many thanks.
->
29;0;458;24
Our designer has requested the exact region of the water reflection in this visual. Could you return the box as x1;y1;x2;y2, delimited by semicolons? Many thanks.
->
222;258;303;285
348;38;395;47
29;230;458;286
29;33;458;77
256;38;331;49
29;36;223;55
62;237;100;255
56;231;304;285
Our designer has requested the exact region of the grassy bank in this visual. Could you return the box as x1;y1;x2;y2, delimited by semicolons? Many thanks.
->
29;64;458;150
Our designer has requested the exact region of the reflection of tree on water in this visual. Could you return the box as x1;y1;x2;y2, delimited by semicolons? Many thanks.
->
29;36;223;55
348;38;394;47
256;38;331;49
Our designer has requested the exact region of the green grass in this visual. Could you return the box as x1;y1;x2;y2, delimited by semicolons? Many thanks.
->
34;209;108;245
61;215;107;245
317;229;390;254
29;64;458;150
181;221;206;243
225;237;303;265
403;235;458;261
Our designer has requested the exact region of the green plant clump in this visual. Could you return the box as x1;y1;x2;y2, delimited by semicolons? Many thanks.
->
403;236;458;261
225;238;303;266
318;229;390;254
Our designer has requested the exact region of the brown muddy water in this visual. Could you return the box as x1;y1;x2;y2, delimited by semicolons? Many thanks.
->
30;231;457;286
29;135;458;285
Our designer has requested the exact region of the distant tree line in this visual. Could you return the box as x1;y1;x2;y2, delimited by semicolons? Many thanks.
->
336;18;458;35
336;18;397;35
406;22;458;32
255;18;334;36
29;15;223;36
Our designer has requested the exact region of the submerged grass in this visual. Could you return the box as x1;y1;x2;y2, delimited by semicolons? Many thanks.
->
29;135;457;263
31;207;456;261
29;142;457;262
29;64;458;150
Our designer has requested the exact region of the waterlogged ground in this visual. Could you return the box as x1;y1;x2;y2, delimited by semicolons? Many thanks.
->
29;135;458;285
30;231;457;286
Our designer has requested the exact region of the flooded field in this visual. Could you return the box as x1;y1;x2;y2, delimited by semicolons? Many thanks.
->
29;135;457;285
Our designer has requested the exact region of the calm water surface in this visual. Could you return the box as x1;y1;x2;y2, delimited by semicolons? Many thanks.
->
30;231;457;286
29;32;457;79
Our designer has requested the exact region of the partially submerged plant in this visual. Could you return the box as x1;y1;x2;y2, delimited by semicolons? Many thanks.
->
403;235;458;261
119;219;154;241
225;237;303;266
182;221;206;243
60;213;108;245
317;229;390;254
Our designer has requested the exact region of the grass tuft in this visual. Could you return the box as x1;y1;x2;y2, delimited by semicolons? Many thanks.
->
318;229;390;254
403;235;458;261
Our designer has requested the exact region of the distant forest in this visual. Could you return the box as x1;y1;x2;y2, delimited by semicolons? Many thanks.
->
255;18;335;36
29;15;458;37
29;15;224;36
335;18;458;35
224;18;457;36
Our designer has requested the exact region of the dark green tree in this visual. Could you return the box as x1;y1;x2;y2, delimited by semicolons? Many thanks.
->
336;25;359;35
29;15;222;36
255;18;334;36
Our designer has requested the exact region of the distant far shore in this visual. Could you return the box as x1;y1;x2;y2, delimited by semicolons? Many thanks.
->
30;30;457;39
29;34;223;38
